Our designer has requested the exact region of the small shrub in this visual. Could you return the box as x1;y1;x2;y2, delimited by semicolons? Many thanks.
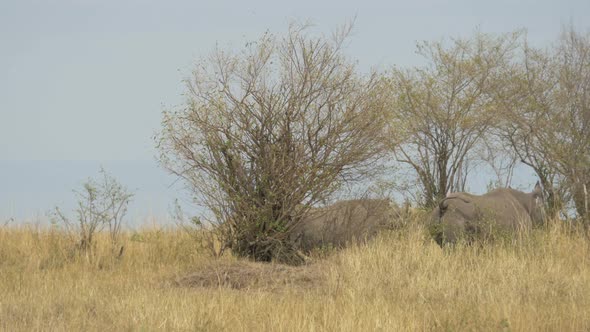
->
50;168;133;260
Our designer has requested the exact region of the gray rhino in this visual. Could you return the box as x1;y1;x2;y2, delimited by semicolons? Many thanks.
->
431;183;545;245
292;199;398;252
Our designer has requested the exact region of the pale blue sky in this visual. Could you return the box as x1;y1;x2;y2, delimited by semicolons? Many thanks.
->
1;0;588;223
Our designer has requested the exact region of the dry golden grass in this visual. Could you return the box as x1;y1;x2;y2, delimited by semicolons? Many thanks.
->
1;220;589;331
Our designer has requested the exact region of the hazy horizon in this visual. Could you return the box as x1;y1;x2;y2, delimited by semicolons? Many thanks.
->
0;159;191;226
0;159;542;225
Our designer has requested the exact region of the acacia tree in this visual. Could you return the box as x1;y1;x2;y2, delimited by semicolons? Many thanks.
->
386;32;521;207
157;24;389;264
494;45;568;218
498;27;590;221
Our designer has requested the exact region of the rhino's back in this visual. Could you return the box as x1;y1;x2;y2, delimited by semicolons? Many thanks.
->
476;189;532;229
295;199;394;251
434;188;536;245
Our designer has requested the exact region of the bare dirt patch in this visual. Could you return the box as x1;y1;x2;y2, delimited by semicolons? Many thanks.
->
175;260;327;292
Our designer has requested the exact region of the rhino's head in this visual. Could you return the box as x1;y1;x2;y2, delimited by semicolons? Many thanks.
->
530;182;546;225
431;194;478;246
511;181;546;226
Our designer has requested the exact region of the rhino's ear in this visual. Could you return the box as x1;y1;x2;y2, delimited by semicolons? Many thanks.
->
533;181;542;198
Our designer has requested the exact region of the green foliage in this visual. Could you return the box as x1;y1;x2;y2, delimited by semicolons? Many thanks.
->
386;30;522;208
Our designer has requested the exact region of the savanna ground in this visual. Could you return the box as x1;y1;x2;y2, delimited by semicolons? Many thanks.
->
1;218;590;331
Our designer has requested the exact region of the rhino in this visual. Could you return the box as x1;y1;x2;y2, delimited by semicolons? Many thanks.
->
431;183;545;245
291;199;398;252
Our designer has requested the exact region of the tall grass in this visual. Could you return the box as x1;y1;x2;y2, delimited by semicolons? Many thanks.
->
1;220;589;331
